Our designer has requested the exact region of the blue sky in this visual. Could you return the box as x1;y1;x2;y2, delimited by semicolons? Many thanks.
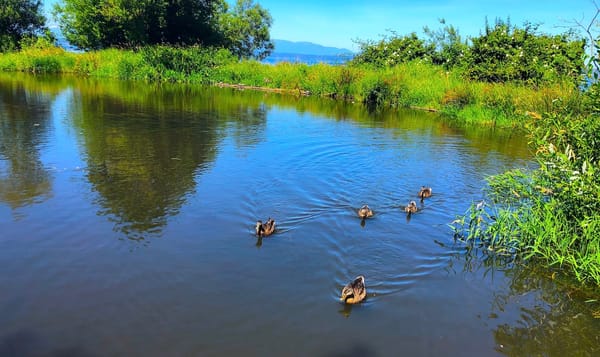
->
44;0;596;51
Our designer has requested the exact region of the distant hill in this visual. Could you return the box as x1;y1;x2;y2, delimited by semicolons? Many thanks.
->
272;39;353;56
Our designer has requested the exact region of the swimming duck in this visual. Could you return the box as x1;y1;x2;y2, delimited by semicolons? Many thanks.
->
418;186;432;201
357;205;374;219
404;200;418;214
255;218;275;237
340;276;366;304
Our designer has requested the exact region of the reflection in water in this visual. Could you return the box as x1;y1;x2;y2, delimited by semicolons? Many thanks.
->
0;79;53;210
492;265;600;356
338;302;354;318
445;245;600;356
68;83;268;239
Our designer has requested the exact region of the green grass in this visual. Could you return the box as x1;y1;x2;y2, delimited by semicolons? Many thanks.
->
0;43;585;128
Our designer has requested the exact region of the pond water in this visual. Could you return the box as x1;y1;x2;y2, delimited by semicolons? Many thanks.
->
1;73;598;356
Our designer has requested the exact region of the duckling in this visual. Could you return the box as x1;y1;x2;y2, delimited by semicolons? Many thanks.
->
255;218;275;237
357;205;374;219
404;200;418;214
418;186;432;201
340;276;366;304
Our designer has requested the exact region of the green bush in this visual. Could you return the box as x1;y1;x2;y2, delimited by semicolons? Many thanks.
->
140;46;235;82
351;32;434;67
467;20;585;85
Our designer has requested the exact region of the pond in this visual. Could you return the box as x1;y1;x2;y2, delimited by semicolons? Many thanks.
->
0;73;598;356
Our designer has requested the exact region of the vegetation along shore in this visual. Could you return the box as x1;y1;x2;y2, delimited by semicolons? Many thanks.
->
1;0;599;287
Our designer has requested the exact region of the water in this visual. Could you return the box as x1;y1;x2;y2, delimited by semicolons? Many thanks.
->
0;73;598;356
262;52;352;65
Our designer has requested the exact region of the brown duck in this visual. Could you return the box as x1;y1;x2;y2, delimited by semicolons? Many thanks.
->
404;200;418;214
340;275;367;304
357;205;374;219
255;218;276;237
418;186;432;201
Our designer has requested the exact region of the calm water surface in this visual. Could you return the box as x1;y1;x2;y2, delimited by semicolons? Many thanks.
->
1;74;598;356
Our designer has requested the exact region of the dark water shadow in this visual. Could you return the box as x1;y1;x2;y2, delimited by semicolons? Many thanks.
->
322;342;379;357
0;329;97;357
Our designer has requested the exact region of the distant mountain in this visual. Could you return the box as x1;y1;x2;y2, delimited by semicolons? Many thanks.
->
272;39;353;56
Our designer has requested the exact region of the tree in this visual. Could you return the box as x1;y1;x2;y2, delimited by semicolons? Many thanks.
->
54;0;225;50
0;0;47;52
218;0;274;60
53;0;274;60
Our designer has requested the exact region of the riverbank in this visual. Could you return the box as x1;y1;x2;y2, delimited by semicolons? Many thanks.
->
0;44;584;128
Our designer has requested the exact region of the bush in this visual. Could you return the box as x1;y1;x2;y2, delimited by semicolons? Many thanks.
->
351;32;434;67
467;19;585;85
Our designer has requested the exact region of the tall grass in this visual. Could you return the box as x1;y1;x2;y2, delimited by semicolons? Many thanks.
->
451;111;600;286
0;43;584;128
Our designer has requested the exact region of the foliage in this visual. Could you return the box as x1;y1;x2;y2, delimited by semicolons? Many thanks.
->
447;13;600;286
423;18;470;69
0;0;47;52
218;0;274;60
350;18;585;87
467;19;585;85
0;37;73;73
139;45;235;81
52;0;273;60
351;32;434;67
53;0;223;50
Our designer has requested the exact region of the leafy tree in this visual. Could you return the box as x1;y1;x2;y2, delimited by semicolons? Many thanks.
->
0;0;47;52
162;0;225;46
351;32;434;67
54;0;226;49
53;0;273;60
218;0;273;60
467;19;585;84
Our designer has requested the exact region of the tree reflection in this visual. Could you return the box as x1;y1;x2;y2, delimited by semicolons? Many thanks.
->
446;244;600;356
70;82;268;239
492;264;600;356
0;79;53;210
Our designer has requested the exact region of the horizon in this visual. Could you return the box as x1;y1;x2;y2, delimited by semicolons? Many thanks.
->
43;0;597;51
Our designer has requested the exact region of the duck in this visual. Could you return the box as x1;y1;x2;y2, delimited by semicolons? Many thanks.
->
255;218;275;237
404;200;418;214
340;276;367;304
357;205;374;219
418;186;432;201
